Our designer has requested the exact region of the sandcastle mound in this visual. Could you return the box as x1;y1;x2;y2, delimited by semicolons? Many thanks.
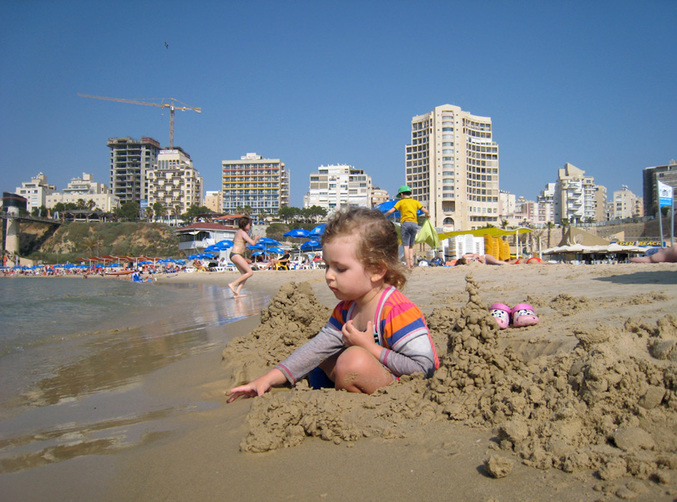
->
224;275;677;486
221;281;331;385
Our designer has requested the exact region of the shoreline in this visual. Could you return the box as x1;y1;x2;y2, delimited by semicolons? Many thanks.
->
2;262;677;500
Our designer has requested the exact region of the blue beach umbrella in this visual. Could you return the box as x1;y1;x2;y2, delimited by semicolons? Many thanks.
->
268;246;286;255
214;239;233;249
259;237;281;246
284;228;311;239
247;244;267;251
309;224;326;237
301;239;322;252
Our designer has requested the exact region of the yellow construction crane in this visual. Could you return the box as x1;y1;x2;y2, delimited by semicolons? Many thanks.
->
78;93;201;148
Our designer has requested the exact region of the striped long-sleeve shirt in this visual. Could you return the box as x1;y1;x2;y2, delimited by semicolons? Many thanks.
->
276;286;439;384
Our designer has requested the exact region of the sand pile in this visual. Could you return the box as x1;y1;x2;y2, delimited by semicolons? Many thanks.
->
222;275;677;484
221;281;330;385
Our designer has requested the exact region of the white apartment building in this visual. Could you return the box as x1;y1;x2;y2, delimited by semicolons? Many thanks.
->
498;190;516;222
222;153;289;216
405;104;499;230
146;147;203;218
46;172;119;212
15;173;56;212
612;186;643;220
303;164;373;212
554;163;599;225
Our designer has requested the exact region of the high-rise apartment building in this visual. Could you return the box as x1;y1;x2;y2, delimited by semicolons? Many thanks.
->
405;104;499;230
108;137;161;205
554;163;599;225
304;164;373;212
642;160;677;216
146;147;203;217
221;153;289;216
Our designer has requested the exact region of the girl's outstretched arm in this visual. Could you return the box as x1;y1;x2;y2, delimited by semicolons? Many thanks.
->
226;368;287;403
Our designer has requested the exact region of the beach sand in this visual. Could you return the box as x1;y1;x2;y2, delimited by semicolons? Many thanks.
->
3;263;677;501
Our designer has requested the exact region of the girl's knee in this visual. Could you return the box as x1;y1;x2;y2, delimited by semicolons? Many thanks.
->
334;346;391;392
335;346;372;375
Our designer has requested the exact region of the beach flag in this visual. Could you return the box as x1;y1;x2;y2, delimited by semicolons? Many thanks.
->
658;180;674;207
656;179;675;248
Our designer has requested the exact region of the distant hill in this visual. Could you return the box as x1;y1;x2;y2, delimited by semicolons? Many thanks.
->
23;221;180;263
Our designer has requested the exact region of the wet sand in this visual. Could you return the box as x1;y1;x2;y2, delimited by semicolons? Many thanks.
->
2;263;677;501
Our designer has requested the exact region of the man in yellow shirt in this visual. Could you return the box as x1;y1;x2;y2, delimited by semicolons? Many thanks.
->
385;185;430;270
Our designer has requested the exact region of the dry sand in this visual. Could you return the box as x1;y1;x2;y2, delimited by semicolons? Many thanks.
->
157;263;677;501
6;263;676;501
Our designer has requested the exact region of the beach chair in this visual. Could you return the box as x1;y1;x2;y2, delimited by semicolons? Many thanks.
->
274;256;290;270
454;235;484;259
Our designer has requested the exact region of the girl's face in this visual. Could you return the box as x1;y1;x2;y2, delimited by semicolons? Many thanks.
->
323;233;383;302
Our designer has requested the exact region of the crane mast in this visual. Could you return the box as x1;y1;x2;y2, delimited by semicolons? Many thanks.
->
78;93;201;148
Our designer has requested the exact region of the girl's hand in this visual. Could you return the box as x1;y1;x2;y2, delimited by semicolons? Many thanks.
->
342;320;375;349
226;369;285;403
226;382;263;403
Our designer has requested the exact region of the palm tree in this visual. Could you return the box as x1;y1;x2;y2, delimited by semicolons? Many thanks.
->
546;221;555;248
172;204;182;225
153;202;166;222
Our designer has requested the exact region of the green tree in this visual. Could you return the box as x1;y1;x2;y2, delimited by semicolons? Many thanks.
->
87;199;96;210
83;236;103;256
145;206;154;222
303;205;328;223
116;201;140;221
153;202;166;221
278;206;300;223
76;198;87;209
182;205;212;223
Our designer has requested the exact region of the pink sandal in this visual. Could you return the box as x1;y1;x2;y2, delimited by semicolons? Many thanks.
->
511;304;539;327
489;303;511;329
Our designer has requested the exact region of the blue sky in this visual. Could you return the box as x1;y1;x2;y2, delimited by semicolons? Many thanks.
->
2;0;675;207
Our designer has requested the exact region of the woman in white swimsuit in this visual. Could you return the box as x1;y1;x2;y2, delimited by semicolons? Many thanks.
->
228;216;259;297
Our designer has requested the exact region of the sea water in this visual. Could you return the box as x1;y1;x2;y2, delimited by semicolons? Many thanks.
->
0;277;269;470
0;277;269;404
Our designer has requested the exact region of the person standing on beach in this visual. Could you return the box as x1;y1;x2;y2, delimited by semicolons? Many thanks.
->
227;207;439;401
384;185;430;270
228;216;260;297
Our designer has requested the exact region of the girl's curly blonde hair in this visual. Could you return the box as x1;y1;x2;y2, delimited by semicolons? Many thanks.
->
321;207;407;290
